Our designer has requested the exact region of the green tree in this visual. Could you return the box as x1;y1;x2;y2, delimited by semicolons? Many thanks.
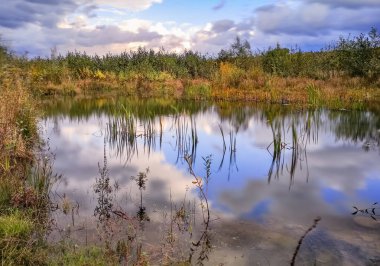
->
262;43;291;76
218;36;252;69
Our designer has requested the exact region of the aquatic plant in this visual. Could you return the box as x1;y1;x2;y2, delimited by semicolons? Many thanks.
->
184;154;212;264
94;140;114;223
352;202;379;221
132;168;151;226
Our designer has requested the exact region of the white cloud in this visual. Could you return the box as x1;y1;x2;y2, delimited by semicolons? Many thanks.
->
306;0;380;9
254;1;380;37
57;15;90;29
2;0;379;57
93;0;162;11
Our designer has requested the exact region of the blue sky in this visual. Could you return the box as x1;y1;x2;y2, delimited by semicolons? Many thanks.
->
0;0;379;57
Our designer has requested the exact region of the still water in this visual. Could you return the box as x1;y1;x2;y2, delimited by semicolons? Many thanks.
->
41;97;380;265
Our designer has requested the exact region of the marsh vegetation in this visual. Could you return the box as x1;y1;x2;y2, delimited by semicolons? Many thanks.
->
1;28;380;105
1;28;380;265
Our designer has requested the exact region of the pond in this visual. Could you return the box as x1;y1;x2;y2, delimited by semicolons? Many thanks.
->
41;97;380;265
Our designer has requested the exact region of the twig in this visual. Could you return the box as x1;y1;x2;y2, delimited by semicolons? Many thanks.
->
290;216;321;266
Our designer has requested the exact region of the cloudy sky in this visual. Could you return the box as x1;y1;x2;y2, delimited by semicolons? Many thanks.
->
1;0;379;57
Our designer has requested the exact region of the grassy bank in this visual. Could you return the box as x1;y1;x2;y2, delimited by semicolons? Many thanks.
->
3;28;378;107
0;54;51;264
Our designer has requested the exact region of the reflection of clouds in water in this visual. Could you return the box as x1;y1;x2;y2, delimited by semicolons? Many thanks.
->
218;181;270;214
44;110;380;222
45;115;201;217
44;110;380;208
308;146;380;193
217;144;380;228
42;105;380;263
195;111;342;152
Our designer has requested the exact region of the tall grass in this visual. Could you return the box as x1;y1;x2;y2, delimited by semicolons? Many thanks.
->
0;64;36;178
8;27;377;105
0;42;58;264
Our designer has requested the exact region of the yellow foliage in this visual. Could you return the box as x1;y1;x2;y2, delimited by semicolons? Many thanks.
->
157;71;174;81
79;67;92;79
94;69;106;80
217;62;245;89
30;66;46;82
219;62;239;77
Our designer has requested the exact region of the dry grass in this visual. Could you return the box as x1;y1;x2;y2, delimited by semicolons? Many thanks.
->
27;71;380;108
211;75;379;107
0;70;36;176
0;64;54;265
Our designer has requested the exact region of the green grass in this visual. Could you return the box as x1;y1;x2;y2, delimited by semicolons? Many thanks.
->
184;82;211;100
0;212;32;238
48;246;118;266
0;180;13;208
306;84;322;106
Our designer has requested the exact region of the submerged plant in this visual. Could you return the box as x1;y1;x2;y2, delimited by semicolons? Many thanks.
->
132;168;150;226
94;140;113;223
352;202;379;221
184;154;212;265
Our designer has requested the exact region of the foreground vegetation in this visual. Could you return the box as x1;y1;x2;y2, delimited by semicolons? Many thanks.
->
0;51;52;264
0;28;379;264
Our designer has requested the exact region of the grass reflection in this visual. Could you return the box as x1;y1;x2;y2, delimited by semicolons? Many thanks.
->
43;97;380;184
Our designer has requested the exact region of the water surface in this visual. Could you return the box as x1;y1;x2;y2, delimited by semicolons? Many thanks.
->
41;97;380;265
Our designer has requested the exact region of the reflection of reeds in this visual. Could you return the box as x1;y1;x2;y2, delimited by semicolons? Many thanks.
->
267;114;314;187
106;109;160;163
132;168;150;229
227;130;238;180
217;124;238;180
218;124;226;171
105;104;202;168
172;114;198;165
267;121;284;182
184;154;212;265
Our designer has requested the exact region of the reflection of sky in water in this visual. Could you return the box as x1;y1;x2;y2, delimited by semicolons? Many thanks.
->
42;105;380;262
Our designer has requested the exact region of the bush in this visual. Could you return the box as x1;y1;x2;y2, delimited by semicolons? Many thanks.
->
335;27;380;79
262;44;292;76
217;62;245;88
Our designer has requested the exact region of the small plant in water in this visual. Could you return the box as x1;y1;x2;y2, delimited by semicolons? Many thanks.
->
185;153;212;265
94;141;113;223
202;155;212;185
352;202;379;221
132;168;150;226
132;168;149;191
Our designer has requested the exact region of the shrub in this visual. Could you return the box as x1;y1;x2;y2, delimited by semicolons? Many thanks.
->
335;27;380;79
217;62;245;88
